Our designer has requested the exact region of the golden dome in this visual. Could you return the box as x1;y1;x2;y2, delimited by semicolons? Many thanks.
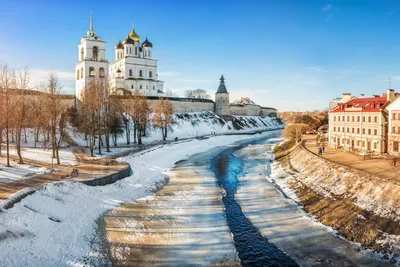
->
129;24;140;42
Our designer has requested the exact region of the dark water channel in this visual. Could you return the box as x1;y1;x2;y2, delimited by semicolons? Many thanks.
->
212;138;299;267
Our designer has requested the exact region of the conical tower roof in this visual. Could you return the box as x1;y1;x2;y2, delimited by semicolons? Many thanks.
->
216;75;228;94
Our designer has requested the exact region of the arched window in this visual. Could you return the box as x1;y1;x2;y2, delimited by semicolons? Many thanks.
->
92;46;99;61
131;85;133;89
81;67;83;78
99;67;105;78
89;66;95;77
126;47;128;54
148;50;151;57
80;47;84;61
129;47;132;54
149;71;152;78
135;47;138;55
139;85;142;89
77;69;80;80
129;69;132;76
153;86;155;90
139;70;143;77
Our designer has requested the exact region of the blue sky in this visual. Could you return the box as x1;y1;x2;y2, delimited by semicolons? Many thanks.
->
2;0;400;111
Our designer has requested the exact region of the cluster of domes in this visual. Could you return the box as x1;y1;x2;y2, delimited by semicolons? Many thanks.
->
116;24;153;49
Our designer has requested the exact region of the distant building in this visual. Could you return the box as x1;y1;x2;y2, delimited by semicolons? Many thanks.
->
328;89;396;153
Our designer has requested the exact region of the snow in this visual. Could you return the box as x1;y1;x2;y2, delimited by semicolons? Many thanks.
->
6;147;77;165
69;111;285;146
0;130;282;266
234;142;393;266
0;158;49;183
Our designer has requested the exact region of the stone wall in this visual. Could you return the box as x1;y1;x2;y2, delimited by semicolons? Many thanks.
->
229;104;277;117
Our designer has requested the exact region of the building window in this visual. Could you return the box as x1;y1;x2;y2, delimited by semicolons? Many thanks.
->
368;116;371;122
398;127;400;134
357;116;360;122
131;85;133;89
140;85;142;89
99;67;105;78
374;129;377;135
342;127;345;132
333;116;336;121
347;127;350;133
80;47;84;61
153;86;155;90
81;67;83;78
342;116;345;121
393;127;396;134
357;140;360;146
363;128;365;134
368;129;371;135
126;47;128;54
357;128;360;134
374;142;377;149
149;71;152;78
362;141;365;147
352;128;354;133
148;50;151;57
352;116;354;122
374;116;378;123
89;66;95;77
334;127;336;131
92;46;99;61
135;47;138;55
77;69;80;80
394;113;397;120
394;141;399;152
363;116;365;122
338;116;340;122
338;127;340;132
139;70;143;77
129;69;132;76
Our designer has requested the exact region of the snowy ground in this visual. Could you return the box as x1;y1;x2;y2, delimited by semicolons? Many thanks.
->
69;111;284;147
0;158;49;183
0;130;281;266
234;143;393;266
4;147;77;165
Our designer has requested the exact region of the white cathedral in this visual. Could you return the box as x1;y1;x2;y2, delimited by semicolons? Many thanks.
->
75;13;165;100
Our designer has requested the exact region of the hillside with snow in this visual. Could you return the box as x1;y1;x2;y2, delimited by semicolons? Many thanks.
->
71;111;284;146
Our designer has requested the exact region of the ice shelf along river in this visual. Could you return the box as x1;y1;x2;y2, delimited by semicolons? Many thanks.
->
103;133;391;266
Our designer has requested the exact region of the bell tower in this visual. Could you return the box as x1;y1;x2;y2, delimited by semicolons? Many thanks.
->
215;75;230;117
75;11;109;102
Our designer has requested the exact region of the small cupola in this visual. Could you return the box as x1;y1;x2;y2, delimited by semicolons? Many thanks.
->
123;35;135;45
142;37;153;48
129;23;141;43
115;40;124;49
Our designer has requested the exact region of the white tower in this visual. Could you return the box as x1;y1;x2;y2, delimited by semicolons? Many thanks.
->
75;11;109;101
215;75;230;117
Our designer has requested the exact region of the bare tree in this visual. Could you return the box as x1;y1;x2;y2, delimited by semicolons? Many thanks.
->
184;89;210;99
0;64;13;166
129;89;150;145
153;97;175;141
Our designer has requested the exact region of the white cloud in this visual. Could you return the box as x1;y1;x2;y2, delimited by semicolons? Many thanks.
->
322;4;333;12
29;68;75;94
307;66;328;72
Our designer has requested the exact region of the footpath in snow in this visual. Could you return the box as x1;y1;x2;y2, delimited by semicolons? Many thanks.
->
0;130;282;267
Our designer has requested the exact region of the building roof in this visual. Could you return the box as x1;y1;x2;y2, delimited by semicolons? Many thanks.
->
216;75;228;94
233;97;257;105
115;40;124;49
123;35;135;45
129;24;140;42
331;96;389;113
142;37;153;48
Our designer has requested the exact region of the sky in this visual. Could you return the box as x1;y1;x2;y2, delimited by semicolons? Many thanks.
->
2;0;400;111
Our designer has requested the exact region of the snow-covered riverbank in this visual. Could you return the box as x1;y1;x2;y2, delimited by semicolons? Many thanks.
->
0;130;281;266
234;143;392;266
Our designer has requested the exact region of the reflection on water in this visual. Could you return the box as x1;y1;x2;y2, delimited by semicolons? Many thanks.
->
212;139;299;267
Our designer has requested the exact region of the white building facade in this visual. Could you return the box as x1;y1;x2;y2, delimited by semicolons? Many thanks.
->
76;13;164;99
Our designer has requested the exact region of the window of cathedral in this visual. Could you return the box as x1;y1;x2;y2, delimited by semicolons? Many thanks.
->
129;69;132;76
77;69;80;80
148;50;151;57
140;85;142;89
135;47;138;55
81;67;83;78
131;85;133;89
129;47;132;54
89;67;95;77
80;47;84;61
153;86;155;90
139;70;143;77
99;67;105;78
92;46;99;61
149;71;152;78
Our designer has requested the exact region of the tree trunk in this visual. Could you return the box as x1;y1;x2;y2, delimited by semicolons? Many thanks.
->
6;124;10;167
125;122;130;145
133;123;137;143
0;128;2;156
138;124;142;145
16;127;23;164
105;131;111;152
24;128;27;143
98;129;102;156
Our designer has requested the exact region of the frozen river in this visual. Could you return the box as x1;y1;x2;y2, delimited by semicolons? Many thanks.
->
103;135;390;266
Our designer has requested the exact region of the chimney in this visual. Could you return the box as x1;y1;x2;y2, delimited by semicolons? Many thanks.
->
341;93;352;103
360;94;365;98
387;89;395;102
